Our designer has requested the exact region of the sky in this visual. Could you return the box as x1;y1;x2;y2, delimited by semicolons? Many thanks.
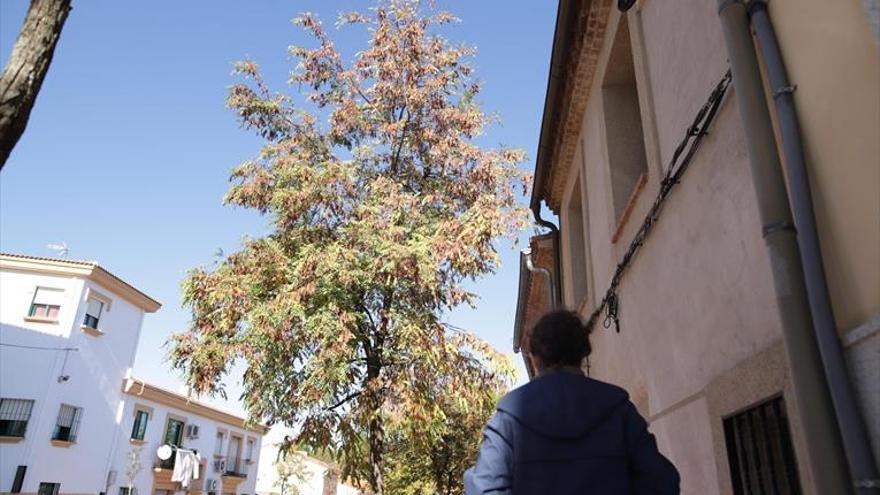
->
0;1;558;419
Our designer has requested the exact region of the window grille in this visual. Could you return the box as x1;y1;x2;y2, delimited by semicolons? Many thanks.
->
0;399;35;437
724;396;802;495
52;404;82;443
38;483;60;495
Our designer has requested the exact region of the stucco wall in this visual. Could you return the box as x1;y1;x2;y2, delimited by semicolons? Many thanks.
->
0;269;146;494
112;395;262;495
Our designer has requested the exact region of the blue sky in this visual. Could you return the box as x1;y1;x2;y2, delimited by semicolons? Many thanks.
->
0;1;557;416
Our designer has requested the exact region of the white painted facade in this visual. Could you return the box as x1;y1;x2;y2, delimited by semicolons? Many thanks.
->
0;254;265;495
254;438;361;495
114;378;266;495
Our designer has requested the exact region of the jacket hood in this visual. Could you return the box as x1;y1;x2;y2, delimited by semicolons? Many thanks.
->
497;372;629;440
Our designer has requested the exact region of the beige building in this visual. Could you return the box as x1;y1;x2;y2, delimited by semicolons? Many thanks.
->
513;1;879;494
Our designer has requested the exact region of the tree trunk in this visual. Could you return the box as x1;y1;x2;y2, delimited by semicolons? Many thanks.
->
0;0;71;169
366;355;385;495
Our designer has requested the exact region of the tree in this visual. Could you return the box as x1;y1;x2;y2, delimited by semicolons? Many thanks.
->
384;337;513;495
124;444;143;494
168;2;528;493
276;450;310;495
0;0;72;169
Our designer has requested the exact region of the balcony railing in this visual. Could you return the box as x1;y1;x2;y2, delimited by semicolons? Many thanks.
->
224;457;247;477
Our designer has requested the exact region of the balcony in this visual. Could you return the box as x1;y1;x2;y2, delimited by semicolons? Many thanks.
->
223;457;247;478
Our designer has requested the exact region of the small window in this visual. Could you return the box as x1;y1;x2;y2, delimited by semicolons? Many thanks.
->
724;396;802;494
0;398;35;437
38;483;60;495
245;437;256;461
28;287;65;320
83;298;104;330
564;176;589;306
131;409;149;440
52;404;82;443
215;430;225;456
164;418;184;446
602;18;649;225
11;466;26;493
119;487;134;495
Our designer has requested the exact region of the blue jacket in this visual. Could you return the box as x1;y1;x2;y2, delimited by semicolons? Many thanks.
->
464;371;680;494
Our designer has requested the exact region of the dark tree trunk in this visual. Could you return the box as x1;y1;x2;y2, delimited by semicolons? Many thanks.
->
0;0;71;169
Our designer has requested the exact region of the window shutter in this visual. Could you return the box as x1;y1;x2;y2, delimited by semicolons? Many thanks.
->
86;298;103;318
33;287;66;306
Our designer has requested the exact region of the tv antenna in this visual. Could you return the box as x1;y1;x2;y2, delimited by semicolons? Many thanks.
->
47;242;69;258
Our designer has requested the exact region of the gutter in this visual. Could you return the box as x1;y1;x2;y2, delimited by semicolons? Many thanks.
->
529;0;575;307
717;1;853;492
747;1;879;490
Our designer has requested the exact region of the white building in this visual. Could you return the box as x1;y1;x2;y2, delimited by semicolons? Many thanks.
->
0;253;266;495
254;438;362;495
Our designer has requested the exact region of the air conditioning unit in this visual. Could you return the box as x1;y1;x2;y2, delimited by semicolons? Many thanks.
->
213;459;226;473
185;424;200;439
205;480;218;491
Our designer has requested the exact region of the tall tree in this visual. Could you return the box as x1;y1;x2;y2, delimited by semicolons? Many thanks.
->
168;2;528;493
0;0;71;169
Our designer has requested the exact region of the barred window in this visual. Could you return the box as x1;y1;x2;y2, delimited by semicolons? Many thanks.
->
38;484;60;495
0;398;35;437
52;404;82;443
724;396;802;495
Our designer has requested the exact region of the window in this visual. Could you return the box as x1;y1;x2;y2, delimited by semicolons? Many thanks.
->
0;399;35;437
11;466;26;493
131;409;149;440
215;430;225;456
28;287;64;320
602;18;649;225
245;437;255;461
164;418;184;446
83;298;104;329
724;396;802;494
38;483;60;495
564;175;590;306
52;404;82;443
119;487;135;495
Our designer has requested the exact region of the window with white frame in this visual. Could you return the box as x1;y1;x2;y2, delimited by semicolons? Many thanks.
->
38;483;60;495
83;298;104;330
0;398;35;437
52;404;82;443
28;287;65;320
602;18;649;225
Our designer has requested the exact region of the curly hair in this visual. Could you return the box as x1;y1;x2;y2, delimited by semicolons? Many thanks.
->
527;309;592;367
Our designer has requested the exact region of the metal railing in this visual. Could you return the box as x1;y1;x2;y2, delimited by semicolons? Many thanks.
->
224;457;247;477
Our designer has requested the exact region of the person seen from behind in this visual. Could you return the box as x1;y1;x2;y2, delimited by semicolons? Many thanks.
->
464;309;680;494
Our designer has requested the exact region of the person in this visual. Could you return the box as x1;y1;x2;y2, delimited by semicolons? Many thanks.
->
464;309;680;494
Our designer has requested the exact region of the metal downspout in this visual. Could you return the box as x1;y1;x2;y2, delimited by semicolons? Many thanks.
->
748;1;880;490
717;1;852;493
524;247;557;311
531;204;562;309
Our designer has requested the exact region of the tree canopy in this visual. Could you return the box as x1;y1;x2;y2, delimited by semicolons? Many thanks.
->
168;2;527;493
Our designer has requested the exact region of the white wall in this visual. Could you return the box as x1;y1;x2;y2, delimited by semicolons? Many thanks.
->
255;436;361;495
110;395;263;495
0;269;145;494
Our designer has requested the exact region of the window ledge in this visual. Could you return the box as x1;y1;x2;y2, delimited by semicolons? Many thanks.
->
81;325;104;337
50;439;74;448
611;173;648;244
24;316;59;324
0;435;24;443
129;438;147;445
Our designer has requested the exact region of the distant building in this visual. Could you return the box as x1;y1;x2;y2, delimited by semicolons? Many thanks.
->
254;438;362;495
514;1;878;494
0;253;267;495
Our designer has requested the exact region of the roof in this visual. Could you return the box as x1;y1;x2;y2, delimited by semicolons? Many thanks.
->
123;377;269;435
532;0;613;213
0;252;161;312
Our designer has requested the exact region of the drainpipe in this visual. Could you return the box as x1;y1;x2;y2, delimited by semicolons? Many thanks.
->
531;203;562;308
717;1;852;493
748;1;880;490
524;247;557;310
